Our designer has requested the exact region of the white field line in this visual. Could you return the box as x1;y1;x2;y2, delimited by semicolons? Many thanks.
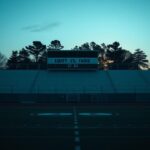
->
35;112;113;117
79;112;113;116
36;113;72;116
73;107;81;150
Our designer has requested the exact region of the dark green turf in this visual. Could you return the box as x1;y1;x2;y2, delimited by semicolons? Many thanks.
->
0;105;150;150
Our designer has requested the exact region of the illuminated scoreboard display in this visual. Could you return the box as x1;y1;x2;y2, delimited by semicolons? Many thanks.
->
47;50;98;70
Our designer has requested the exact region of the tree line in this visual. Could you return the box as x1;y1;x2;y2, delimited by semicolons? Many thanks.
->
0;40;149;70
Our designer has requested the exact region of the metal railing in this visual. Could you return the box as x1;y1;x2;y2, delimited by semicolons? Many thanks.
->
0;85;150;94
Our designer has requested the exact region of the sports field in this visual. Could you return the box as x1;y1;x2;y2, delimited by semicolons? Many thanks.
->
0;105;150;150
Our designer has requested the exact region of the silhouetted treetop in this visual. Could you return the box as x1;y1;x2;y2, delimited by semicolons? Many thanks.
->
25;41;46;63
6;40;149;70
132;49;149;70
7;51;19;69
72;46;80;51
107;42;122;51
105;42;134;69
48;40;64;50
18;49;31;63
0;52;7;69
80;43;91;50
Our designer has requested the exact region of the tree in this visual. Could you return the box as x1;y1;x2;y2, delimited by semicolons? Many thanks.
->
48;40;64;50
107;41;122;51
89;42;106;69
132;49;149;70
17;49;31;69
7;51;19;69
80;42;91;50
72;43;91;51
90;42;103;52
106;42;122;61
25;41;46;63
72;46;80;51
98;43;108;70
18;49;31;63
106;42;133;69
38;51;47;69
0;52;7;69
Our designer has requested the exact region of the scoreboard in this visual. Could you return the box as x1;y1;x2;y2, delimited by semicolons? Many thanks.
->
47;50;98;70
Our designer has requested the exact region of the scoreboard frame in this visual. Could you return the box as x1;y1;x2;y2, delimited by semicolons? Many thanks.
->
47;50;99;70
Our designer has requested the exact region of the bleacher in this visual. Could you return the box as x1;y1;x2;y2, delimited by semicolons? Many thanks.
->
0;70;150;104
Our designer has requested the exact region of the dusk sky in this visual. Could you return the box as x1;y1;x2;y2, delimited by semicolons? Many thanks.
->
0;0;150;59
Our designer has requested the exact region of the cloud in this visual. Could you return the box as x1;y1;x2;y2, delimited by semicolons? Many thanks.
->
22;22;61;32
22;25;39;30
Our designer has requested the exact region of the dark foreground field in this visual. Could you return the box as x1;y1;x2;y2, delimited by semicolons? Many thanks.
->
0;104;150;150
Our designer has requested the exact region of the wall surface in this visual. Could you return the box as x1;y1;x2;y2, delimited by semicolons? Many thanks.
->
0;70;150;94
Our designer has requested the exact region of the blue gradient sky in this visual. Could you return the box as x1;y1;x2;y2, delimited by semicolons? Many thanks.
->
0;0;150;59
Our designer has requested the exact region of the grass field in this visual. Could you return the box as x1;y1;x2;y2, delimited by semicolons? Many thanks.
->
0;105;150;150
